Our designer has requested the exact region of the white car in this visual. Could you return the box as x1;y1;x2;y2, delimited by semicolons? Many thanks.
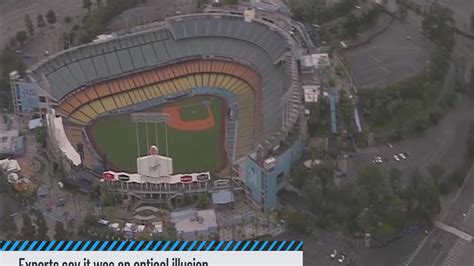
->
393;155;400;162
338;254;346;263
399;153;406;160
388;143;393;148
330;249;337;259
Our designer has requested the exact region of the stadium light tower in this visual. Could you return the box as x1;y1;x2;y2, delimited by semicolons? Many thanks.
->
131;112;170;157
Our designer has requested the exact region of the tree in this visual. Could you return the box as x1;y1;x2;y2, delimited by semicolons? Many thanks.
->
303;177;323;212
21;214;36;240
389;167;401;195
1;205;18;239
398;0;408;21
24;14;34;36
421;4;455;51
83;0;93;12
45;10;57;24
196;194;209;209
416;179;441;226
64;16;73;24
37;14;46;28
287;211;309;234
53;221;66;240
343;13;359;38
354;165;392;228
356;208;371;232
428;162;445;185
15;30;28;45
33;211;49;240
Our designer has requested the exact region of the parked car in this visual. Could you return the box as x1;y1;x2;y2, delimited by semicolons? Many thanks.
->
330;249;338;259
338;254;346;263
393;155;400;162
399;153;406;160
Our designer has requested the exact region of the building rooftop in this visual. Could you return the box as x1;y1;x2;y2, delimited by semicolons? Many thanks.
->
303;85;321;103
172;209;217;234
212;190;235;205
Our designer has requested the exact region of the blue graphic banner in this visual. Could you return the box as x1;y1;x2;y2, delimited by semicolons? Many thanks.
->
16;82;39;112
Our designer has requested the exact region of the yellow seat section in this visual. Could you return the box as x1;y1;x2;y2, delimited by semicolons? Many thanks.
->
89;100;105;114
224;78;241;92
224;76;240;91
141;85;153;98
114;94;126;108
172;79;183;92
70;111;90;124
127;91;138;104
133;89;145;102
156;84;166;95
220;75;232;88
78;104;98;120
214;74;225;88
202;74;210;86
195;74;203;87
68;117;84;125
179;77;190;90
186;75;197;88
209;74;217;87
144;85;158;98
233;83;250;95
137;89;151;101
101;96;117;111
174;78;184;91
151;84;162;97
165;81;177;93
178;77;188;90
120;92;132;106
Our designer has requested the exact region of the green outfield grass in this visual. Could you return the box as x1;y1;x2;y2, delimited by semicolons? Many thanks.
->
88;96;225;173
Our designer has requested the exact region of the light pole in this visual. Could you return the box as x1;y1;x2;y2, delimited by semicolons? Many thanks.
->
131;112;170;155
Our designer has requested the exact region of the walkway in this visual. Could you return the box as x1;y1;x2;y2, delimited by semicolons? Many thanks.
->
434;221;473;242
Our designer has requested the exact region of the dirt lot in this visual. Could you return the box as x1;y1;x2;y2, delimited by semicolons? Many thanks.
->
1;0;197;66
0;0;85;49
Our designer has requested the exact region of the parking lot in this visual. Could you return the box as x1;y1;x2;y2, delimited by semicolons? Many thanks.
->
107;0;197;31
344;20;433;89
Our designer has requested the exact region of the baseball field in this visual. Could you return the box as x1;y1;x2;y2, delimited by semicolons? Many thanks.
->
86;95;226;173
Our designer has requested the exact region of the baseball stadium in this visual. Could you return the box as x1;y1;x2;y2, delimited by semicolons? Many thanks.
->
18;10;306;210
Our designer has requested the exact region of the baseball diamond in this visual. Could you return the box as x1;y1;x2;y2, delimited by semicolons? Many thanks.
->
86;95;225;173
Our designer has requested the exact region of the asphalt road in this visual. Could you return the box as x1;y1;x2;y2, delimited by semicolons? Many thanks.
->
404;167;474;266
